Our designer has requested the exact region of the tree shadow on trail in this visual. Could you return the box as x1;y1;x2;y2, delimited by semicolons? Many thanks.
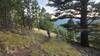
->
71;42;100;56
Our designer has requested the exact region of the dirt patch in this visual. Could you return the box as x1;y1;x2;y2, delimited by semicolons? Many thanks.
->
71;43;100;56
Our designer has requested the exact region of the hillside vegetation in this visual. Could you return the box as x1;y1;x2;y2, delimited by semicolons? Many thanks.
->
0;28;81;56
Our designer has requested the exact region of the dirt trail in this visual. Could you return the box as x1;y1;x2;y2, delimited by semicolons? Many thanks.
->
33;28;56;37
1;42;100;56
0;44;49;56
71;43;100;56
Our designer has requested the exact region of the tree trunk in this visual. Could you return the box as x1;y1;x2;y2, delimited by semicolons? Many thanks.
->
80;0;89;47
47;30;51;40
0;0;12;30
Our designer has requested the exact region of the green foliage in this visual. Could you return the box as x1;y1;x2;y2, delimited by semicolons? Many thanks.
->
38;19;54;31
56;27;68;41
95;21;100;26
58;19;77;42
0;0;41;30
89;28;100;49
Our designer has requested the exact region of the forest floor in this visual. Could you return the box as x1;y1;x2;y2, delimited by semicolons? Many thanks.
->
0;28;100;56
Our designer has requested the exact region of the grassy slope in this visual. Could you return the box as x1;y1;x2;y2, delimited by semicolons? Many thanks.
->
41;40;81;56
0;29;81;56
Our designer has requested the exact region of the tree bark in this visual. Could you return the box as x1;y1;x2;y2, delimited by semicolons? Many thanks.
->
47;30;51;40
0;0;12;30
80;0;89;47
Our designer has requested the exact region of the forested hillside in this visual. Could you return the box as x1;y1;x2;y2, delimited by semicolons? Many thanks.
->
0;0;100;56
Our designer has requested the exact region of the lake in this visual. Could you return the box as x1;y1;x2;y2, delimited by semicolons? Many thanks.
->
54;18;80;26
54;18;100;26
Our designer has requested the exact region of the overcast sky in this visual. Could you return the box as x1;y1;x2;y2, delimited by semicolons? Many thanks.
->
37;0;100;14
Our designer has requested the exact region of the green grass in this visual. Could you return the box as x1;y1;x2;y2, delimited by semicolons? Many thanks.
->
41;40;81;56
0;30;81;56
0;31;33;49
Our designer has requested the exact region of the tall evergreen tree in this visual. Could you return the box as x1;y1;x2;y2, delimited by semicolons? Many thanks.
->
80;0;89;46
48;0;90;46
0;0;13;30
0;0;41;32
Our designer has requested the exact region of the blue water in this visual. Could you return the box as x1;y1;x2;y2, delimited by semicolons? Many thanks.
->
54;19;69;26
54;18;80;26
54;18;100;26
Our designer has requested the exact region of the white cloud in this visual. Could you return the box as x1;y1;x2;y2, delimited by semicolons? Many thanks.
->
38;0;100;14
37;0;56;14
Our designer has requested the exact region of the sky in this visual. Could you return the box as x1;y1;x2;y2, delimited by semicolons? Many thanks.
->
95;0;100;3
37;0;100;14
37;0;56;14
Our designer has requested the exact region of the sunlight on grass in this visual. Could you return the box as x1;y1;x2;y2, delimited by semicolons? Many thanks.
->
32;49;41;56
0;31;34;49
0;30;81;56
41;40;81;56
